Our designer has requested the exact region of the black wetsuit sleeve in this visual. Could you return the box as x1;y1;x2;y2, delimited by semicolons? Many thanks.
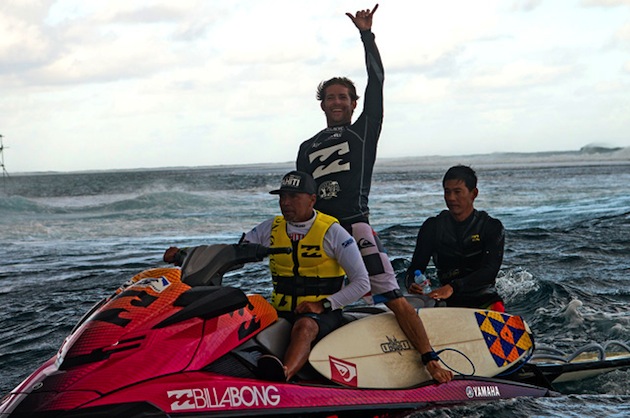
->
360;29;384;121
296;140;308;172
450;218;505;293
405;218;437;289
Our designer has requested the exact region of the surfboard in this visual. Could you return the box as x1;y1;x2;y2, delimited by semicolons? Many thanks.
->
309;307;534;389
530;348;630;384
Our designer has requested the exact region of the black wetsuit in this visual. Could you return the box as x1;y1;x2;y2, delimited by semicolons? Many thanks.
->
296;29;384;226
405;210;505;309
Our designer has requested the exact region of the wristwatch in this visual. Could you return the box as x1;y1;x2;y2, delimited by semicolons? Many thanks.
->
421;350;440;365
321;298;333;313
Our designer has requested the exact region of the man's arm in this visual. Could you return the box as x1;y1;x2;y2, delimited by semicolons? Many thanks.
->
242;218;274;246
163;246;188;266
296;140;309;173
323;223;371;309
348;5;384;122
360;30;384;122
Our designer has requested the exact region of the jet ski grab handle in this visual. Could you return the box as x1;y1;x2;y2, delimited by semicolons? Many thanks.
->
181;243;292;287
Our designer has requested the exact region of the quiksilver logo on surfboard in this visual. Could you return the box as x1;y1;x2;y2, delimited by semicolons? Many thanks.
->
380;336;412;355
329;356;358;387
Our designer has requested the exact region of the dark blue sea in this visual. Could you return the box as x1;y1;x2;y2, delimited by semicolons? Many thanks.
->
1;149;629;417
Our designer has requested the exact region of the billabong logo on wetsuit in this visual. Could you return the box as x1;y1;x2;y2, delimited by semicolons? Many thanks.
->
312;128;344;148
308;143;351;179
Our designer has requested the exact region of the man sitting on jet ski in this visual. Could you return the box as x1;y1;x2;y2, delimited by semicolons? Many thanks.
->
245;170;377;382
165;171;370;382
406;165;506;312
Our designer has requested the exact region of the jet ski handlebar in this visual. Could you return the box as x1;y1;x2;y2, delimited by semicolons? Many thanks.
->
181;243;292;286
265;246;292;255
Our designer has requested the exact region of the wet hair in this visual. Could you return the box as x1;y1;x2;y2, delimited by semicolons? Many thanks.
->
442;165;477;191
316;77;360;101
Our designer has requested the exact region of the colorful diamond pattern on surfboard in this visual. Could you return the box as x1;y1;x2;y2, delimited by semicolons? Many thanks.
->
475;310;534;367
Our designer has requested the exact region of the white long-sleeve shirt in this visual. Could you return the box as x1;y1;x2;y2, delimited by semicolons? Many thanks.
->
244;211;370;310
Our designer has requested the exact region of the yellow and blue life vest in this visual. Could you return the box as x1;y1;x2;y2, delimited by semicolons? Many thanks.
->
269;211;346;312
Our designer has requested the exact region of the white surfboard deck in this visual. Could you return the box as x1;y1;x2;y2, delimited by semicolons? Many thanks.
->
309;307;534;388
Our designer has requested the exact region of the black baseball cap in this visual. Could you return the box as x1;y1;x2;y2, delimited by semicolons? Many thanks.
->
269;171;317;195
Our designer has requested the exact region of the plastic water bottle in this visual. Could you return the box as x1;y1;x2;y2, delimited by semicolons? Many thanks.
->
414;270;432;294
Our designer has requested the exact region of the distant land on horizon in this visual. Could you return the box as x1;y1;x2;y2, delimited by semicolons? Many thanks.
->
5;145;629;176
374;144;630;171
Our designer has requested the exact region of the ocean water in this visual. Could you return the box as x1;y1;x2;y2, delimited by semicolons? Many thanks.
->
1;149;629;417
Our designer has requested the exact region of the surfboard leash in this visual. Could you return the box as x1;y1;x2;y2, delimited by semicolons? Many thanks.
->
434;348;476;377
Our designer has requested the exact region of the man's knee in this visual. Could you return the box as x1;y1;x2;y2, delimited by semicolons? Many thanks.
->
291;316;319;340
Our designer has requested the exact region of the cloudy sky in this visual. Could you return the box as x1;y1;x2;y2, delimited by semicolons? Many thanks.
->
1;0;629;173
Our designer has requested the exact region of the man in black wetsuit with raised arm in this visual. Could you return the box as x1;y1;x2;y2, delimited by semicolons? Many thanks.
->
406;165;506;312
296;4;452;384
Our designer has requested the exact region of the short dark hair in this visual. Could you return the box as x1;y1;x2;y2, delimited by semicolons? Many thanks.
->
316;77;359;101
442;165;477;191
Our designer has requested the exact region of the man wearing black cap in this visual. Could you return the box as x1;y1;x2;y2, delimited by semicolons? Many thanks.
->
163;171;369;382
242;171;370;382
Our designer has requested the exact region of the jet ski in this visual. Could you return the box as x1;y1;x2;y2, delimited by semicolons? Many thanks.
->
0;243;571;418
